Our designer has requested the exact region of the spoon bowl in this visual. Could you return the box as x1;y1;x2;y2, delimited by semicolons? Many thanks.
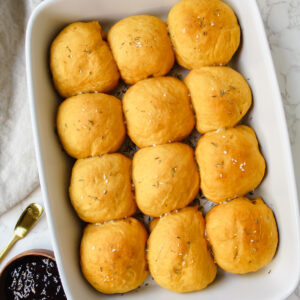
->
14;203;44;238
0;203;43;262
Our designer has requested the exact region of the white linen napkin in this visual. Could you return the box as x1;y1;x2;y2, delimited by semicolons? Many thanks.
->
0;0;42;215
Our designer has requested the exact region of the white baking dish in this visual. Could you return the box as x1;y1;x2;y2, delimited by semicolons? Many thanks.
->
26;0;300;299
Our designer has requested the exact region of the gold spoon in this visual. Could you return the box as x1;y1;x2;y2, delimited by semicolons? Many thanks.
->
0;203;43;263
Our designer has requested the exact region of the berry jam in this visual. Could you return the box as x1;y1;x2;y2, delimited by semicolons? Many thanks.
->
2;255;67;300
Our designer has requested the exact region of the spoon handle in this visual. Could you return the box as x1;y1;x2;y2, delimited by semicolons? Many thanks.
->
0;234;20;263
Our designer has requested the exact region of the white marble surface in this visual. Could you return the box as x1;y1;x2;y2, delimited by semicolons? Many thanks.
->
0;0;300;299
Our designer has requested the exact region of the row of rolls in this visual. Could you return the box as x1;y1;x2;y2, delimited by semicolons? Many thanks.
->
50;0;278;295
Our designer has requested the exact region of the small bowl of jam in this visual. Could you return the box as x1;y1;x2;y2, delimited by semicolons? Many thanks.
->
0;249;67;300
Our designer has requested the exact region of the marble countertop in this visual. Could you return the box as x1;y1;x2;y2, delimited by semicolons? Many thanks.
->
0;0;300;299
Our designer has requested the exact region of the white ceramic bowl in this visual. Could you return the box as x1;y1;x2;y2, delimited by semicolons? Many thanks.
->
26;0;300;299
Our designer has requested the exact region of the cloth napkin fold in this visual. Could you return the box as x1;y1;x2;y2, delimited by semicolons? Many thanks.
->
0;0;42;215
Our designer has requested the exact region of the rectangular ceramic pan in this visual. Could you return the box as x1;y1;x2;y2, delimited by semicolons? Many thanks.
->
26;0;300;299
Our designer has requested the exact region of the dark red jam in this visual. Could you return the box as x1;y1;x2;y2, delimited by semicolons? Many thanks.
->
2;255;67;300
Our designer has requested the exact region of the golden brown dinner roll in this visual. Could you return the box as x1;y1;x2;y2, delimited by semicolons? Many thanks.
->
123;77;195;148
80;218;148;294
50;21;119;98
133;143;199;217
69;154;136;223
195;125;265;202
56;93;125;159
167;0;240;69
108;15;174;84
149;218;159;232
206;197;278;274
147;207;217;292
185;67;252;133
